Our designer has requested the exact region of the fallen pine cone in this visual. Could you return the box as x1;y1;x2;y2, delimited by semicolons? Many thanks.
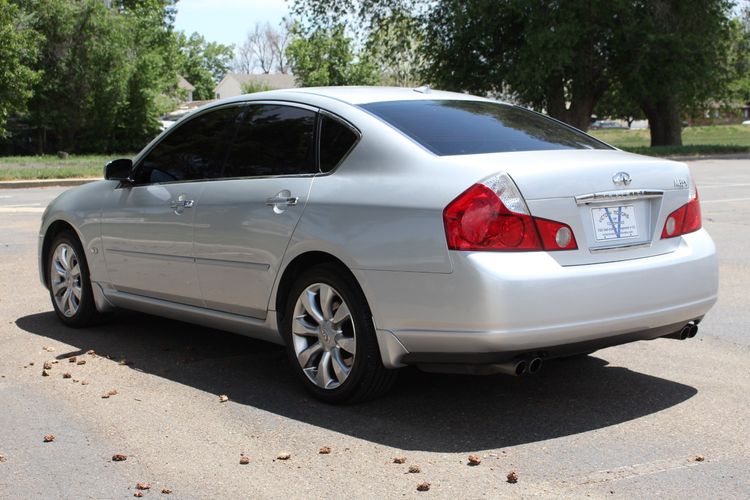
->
62;372;71;379
134;493;143;498
0;454;6;462
161;488;172;494
468;454;481;466
43;435;55;443
319;446;332;454
68;356;77;363
417;482;431;492
77;360;86;366
43;361;52;370
408;464;421;473
42;370;49;377
218;394;229;403
691;455;705;462
239;456;250;465
277;452;291;460
107;389;118;396
507;471;518;483
393;456;407;464
112;454;127;462
81;380;89;386
136;483;151;490
43;346;55;352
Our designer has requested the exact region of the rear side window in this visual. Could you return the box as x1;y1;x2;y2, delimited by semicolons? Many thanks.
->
224;104;316;178
360;100;611;156
135;106;240;184
319;115;358;172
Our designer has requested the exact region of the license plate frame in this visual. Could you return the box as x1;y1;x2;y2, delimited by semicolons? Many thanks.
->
591;205;639;241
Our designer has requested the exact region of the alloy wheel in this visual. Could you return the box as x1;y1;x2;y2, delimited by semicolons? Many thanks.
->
50;243;82;318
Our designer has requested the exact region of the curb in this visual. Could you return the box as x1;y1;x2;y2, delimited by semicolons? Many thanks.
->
0;178;101;189
664;153;750;162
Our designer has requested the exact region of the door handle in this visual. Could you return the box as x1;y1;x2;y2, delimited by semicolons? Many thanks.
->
265;196;298;207
169;199;194;209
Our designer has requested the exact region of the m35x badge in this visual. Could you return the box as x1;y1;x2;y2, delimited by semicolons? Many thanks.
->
612;171;632;186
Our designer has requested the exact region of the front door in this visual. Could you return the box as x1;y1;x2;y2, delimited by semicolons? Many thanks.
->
101;104;243;306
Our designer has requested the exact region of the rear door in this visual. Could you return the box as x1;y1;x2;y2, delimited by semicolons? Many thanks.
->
101;105;242;305
193;103;318;318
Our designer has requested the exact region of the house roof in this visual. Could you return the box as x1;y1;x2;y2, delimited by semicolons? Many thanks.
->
215;72;296;91
177;75;195;92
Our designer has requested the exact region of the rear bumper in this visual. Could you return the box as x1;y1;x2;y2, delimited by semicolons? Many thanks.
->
358;230;718;369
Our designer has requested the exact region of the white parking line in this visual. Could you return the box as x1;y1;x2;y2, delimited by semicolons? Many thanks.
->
699;183;750;188
0;207;45;213
701;197;750;204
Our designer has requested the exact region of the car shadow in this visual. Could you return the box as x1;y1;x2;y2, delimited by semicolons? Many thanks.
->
16;311;697;453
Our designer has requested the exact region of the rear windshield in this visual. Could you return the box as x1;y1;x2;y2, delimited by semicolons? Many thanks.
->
360;100;611;156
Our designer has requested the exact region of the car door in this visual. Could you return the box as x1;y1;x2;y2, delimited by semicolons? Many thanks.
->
193;103;318;318
100;105;242;306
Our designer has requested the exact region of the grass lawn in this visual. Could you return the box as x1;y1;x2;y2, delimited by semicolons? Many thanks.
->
590;124;750;156
0;154;128;181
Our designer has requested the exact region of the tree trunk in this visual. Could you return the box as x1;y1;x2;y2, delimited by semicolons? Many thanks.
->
544;78;598;131
641;98;683;146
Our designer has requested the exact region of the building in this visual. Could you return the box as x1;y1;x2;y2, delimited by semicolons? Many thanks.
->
177;75;196;102
214;73;296;100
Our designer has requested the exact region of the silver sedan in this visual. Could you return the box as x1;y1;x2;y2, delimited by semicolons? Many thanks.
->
38;87;718;402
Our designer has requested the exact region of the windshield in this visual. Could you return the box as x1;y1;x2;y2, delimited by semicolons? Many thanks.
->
360;99;611;156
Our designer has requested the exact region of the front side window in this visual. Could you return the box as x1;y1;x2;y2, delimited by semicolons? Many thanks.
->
224;104;316;178
360;100;611;156
135;106;241;184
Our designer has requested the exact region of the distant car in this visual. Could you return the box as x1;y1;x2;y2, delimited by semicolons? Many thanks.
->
38;87;718;402
590;120;626;129
743;120;750;126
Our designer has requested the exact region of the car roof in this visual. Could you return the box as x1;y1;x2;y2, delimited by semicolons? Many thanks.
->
220;86;497;107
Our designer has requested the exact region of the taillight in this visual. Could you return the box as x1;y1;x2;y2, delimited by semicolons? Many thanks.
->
661;183;702;239
443;173;577;252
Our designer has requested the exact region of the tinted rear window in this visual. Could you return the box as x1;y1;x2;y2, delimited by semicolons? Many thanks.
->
319;115;358;172
360;100;610;156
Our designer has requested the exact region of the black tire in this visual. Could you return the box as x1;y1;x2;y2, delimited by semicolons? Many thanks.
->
281;263;398;403
47;230;102;327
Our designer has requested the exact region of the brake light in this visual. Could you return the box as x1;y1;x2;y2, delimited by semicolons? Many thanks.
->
661;183;702;239
444;173;577;251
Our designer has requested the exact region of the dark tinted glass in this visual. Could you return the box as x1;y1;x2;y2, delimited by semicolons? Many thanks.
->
360;100;611;156
224;104;316;178
319;115;358;172
136;106;240;183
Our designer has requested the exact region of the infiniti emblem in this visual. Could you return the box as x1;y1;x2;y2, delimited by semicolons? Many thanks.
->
612;171;632;186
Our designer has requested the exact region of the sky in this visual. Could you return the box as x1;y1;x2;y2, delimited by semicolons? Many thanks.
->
173;0;290;48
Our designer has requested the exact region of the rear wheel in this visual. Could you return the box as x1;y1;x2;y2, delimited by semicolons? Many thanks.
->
47;230;101;327
282;264;397;403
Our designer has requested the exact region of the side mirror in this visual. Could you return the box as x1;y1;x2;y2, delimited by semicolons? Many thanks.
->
104;158;133;182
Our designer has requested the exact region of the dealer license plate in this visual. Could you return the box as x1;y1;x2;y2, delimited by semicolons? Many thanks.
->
591;205;638;241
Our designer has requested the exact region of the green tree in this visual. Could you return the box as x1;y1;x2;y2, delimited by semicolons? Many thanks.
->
286;24;378;86
14;0;180;153
0;0;39;137
595;84;645;128
422;0;631;131
290;0;425;86
613;0;734;146
177;32;234;100
727;8;750;104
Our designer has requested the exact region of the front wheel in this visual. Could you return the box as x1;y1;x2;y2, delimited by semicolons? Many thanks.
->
282;264;397;403
47;230;101;327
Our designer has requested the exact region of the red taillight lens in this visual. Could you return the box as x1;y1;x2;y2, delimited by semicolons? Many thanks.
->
444;180;577;252
661;186;702;239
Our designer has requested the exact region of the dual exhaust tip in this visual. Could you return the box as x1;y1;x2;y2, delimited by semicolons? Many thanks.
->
496;355;543;377
667;322;699;340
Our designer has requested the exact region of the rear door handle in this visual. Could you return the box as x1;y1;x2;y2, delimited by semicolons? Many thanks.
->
169;199;195;209
265;196;298;207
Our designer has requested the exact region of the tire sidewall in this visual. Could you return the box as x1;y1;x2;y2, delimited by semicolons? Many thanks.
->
282;265;378;403
47;231;97;327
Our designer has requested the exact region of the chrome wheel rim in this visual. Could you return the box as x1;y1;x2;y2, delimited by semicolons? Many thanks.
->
292;283;356;390
50;243;82;318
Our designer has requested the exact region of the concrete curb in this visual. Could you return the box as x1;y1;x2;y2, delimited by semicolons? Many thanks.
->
0;178;101;189
666;153;750;162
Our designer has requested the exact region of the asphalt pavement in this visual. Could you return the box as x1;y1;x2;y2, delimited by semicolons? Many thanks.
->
0;159;748;498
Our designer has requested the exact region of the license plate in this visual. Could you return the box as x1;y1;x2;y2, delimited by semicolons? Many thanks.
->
591;205;638;241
